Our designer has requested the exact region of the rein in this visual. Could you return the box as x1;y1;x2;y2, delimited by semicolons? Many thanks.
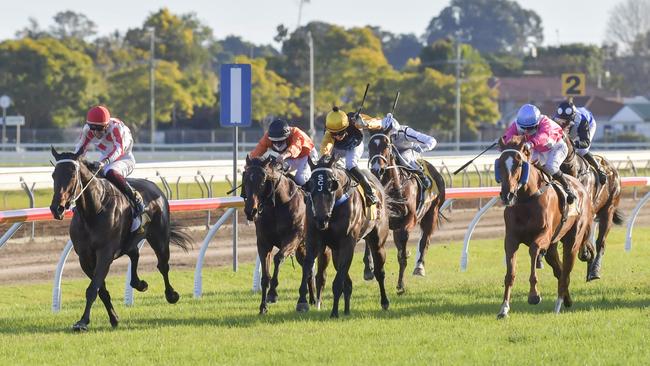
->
496;149;549;200
245;165;297;213
56;159;102;206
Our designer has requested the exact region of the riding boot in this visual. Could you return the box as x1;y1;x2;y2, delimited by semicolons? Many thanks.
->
105;170;146;218
349;166;378;206
552;172;576;204
415;170;431;189
583;152;608;185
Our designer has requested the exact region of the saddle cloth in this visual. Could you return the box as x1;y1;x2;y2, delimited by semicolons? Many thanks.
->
415;159;439;214
355;184;377;220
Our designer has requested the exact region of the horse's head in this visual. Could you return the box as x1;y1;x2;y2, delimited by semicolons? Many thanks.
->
304;155;340;230
242;155;280;221
49;146;83;220
496;136;532;206
368;132;392;178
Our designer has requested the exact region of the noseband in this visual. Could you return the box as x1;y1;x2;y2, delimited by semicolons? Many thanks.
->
55;159;101;206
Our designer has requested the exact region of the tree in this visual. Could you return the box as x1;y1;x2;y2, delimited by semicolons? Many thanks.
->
524;44;604;83
212;36;279;67
606;0;650;53
0;38;105;128
424;0;543;55
231;55;300;123
15;18;47;39
370;27;423;70
49;11;98;41
125;8;213;70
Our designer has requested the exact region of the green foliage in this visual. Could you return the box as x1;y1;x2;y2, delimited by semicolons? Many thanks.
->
524;44;604;82
233;56;300;122
1;228;650;364
425;0;543;55
0;37;104;128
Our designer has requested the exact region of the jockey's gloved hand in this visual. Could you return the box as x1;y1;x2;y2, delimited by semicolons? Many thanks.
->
89;160;104;172
523;142;533;151
413;145;424;154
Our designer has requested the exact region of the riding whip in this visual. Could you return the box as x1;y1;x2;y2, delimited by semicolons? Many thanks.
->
453;141;498;175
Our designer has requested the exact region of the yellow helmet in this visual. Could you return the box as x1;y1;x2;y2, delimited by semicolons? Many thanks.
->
325;107;349;133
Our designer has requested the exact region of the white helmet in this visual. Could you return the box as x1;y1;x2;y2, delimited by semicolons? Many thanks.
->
382;113;401;132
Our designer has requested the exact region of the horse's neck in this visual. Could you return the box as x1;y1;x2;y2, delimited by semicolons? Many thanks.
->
76;164;104;216
273;175;296;204
387;154;404;192
335;168;352;199
522;166;545;198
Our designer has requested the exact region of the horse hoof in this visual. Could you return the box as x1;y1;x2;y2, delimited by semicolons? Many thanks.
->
133;280;148;292
316;301;322;310
528;294;542;305
72;322;88;332
363;270;375;281
110;317;119;328
267;293;278;304
587;273;601;282
330;311;339;319
412;266;426;277
259;306;268;315
496;312;508;320
344;309;350;316
165;290;180;304
381;301;390;310
564;296;573;308
396;286;406;296
296;302;310;313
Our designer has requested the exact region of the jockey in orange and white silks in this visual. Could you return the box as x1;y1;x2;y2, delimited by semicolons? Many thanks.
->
502;103;576;203
381;113;437;188
74;105;145;218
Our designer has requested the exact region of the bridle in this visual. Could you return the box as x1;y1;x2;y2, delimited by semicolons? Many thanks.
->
368;133;411;175
55;159;101;207
495;149;531;194
244;163;296;214
307;166;357;218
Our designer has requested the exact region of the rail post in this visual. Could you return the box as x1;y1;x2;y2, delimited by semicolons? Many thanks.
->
124;239;147;306
52;240;74;313
156;171;172;199
460;196;499;272
19;177;36;241
175;176;181;199
625;190;650;252
193;208;236;298
198;171;212;228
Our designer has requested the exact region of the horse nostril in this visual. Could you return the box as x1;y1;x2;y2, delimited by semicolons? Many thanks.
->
57;206;65;215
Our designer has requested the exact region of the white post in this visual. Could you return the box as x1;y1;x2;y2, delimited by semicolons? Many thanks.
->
252;255;262;292
52;240;74;313
0;222;23;250
460;196;498;271
124;239;147;306
193;208;236;298
625;191;650;252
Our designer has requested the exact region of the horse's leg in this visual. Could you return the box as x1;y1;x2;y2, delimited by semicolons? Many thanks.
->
259;247;272;315
331;241;355;318
527;243;543;305
368;229;390;311
394;229;409;295
268;236;301;304
544;243;563;281
557;231;579;313
498;237;519;319
147;229;179;304
296;231;320;312
413;205;436;277
77;251;119;329
363;243;374;281
343;273;353;315
589;207;614;281
315;247;331;310
73;249;114;331
295;245;316;305
127;248;148;292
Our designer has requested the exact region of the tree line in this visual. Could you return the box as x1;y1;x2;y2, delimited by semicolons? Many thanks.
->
0;0;648;141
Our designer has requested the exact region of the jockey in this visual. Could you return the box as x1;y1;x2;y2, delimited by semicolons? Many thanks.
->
503;104;576;204
553;100;608;184
381;113;437;189
321;106;382;205
249;119;317;186
74;105;145;218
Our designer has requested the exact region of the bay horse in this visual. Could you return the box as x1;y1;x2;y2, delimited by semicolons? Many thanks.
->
242;156;330;314
495;136;593;318
560;135;623;281
49;148;191;331
367;132;446;294
296;155;390;318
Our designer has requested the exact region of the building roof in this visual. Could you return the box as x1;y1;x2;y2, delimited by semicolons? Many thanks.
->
628;103;650;121
538;96;624;120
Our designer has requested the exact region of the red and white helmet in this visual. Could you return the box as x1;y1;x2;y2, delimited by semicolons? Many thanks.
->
86;106;111;127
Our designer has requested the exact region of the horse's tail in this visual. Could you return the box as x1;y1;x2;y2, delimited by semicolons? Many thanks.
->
429;164;448;226
169;222;193;252
613;208;625;226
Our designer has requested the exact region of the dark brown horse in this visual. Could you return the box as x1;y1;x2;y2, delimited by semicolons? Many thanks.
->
49;148;191;331
560;135;623;281
367;132;446;294
495;136;593;318
296;155;390;318
243;156;330;314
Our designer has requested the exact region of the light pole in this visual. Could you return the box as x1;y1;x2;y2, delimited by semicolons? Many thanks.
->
307;31;315;140
452;6;462;151
148;27;156;151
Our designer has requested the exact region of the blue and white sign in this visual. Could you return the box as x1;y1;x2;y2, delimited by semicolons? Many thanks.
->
220;64;252;127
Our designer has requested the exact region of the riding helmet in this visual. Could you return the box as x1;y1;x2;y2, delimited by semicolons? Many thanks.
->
268;119;291;141
555;100;578;123
325;106;349;133
86;106;111;126
515;104;541;129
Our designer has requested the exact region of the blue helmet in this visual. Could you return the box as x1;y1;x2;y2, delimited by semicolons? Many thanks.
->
516;104;541;129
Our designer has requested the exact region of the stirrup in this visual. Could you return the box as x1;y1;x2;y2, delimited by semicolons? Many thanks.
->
365;194;378;206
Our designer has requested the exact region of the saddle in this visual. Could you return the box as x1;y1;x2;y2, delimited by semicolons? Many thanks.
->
344;170;378;220
414;159;438;215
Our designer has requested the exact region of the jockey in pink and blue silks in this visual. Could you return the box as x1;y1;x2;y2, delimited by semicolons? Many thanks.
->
502;104;576;203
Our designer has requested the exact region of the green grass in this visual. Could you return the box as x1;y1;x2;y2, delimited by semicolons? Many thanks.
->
1;227;649;364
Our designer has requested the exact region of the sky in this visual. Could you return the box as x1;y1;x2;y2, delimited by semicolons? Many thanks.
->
0;0;616;47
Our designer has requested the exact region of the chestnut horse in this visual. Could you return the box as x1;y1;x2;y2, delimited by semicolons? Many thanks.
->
296;155;390;318
242;156;330;314
560;135;623;281
495;136;593;318
368;132;446;294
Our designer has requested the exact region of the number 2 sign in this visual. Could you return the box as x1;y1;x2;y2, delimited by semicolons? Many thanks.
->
561;73;586;96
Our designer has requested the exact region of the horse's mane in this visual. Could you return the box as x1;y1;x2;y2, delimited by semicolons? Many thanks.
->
55;151;93;171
